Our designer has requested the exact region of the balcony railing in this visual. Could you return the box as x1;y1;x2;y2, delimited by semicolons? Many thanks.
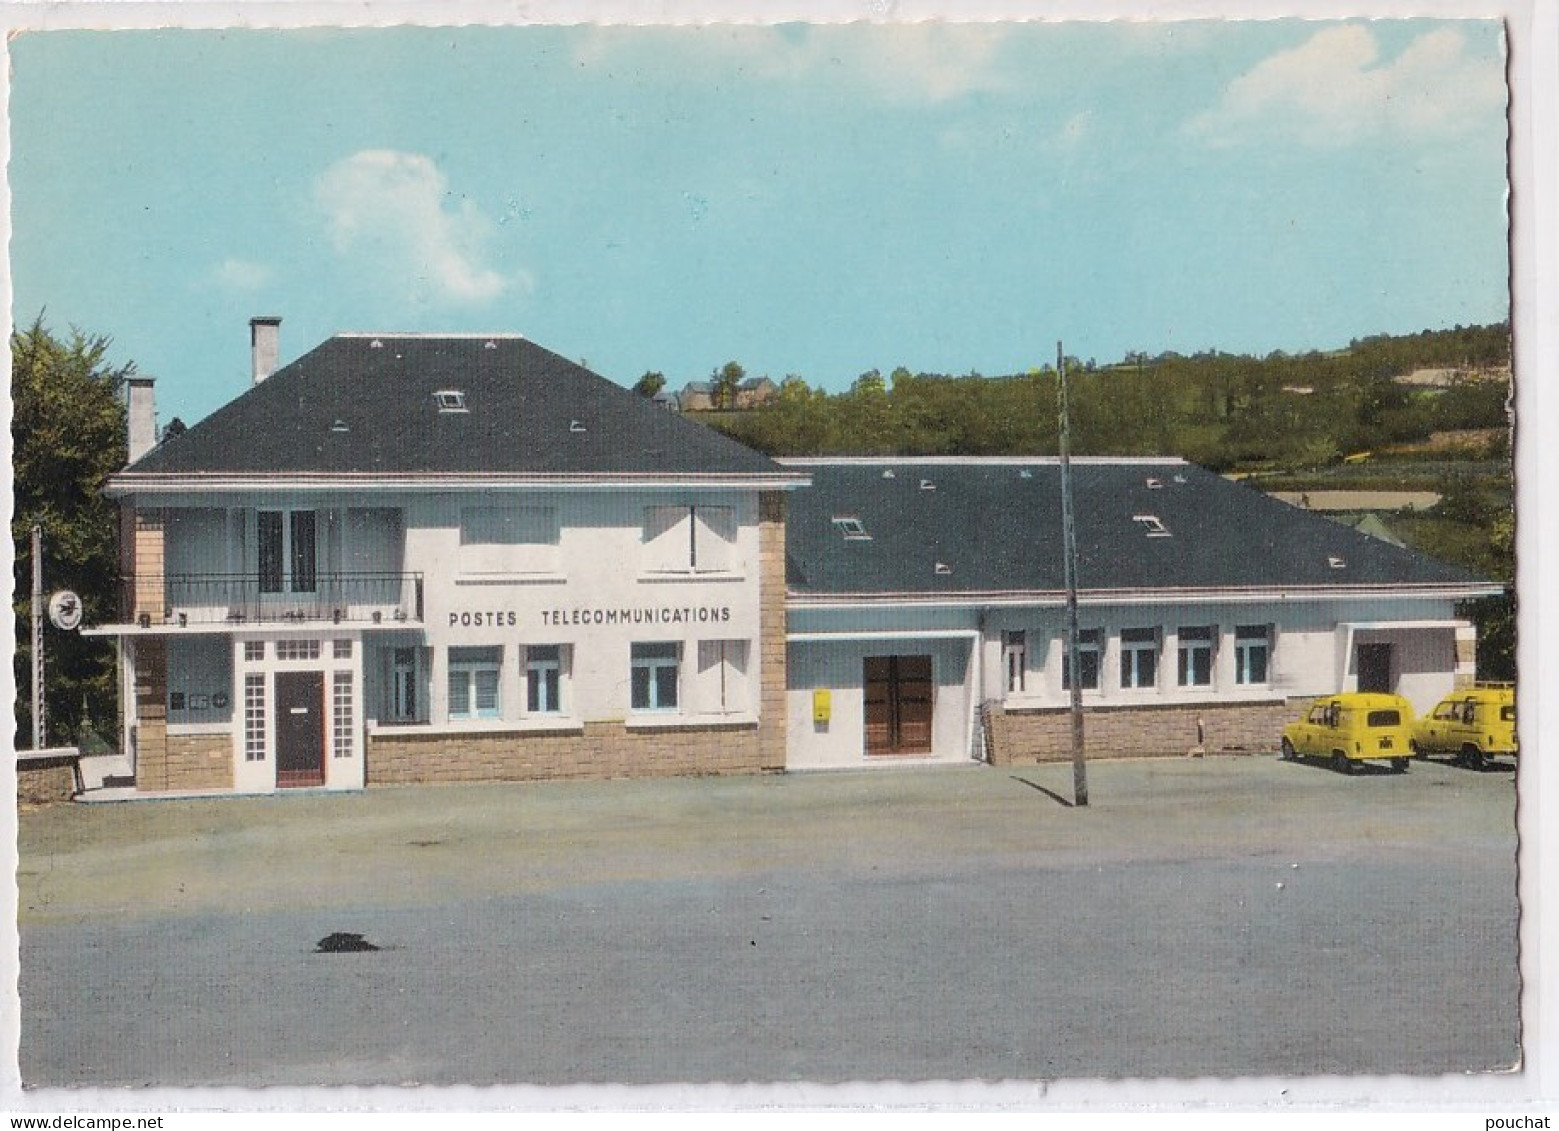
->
122;572;424;627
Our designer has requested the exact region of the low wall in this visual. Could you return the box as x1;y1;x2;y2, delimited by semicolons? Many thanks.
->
986;700;1300;765
17;751;79;807
367;721;764;785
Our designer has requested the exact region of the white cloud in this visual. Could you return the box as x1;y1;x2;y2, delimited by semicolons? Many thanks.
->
1184;25;1506;148
213;257;272;291
572;24;1014;104
313;150;516;305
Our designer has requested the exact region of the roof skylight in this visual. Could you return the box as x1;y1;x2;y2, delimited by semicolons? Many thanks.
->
832;517;871;541
435;390;468;413
1133;514;1172;538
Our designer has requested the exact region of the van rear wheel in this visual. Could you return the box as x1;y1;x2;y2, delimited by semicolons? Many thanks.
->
1332;752;1352;776
1462;745;1485;771
1392;757;1409;773
1280;739;1297;762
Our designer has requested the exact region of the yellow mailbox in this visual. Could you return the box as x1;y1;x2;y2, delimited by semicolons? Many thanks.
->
812;689;832;725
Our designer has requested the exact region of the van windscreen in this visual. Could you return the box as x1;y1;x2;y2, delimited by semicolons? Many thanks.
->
1501;705;1515;722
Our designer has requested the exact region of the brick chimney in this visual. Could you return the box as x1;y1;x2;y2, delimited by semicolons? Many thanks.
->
127;377;157;464
250;316;282;384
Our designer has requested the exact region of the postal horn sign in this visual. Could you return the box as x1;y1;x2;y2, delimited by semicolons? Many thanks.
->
48;590;83;631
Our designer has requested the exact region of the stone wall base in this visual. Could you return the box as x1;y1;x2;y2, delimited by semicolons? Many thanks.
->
18;762;78;807
367;721;764;785
146;733;236;792
986;700;1301;765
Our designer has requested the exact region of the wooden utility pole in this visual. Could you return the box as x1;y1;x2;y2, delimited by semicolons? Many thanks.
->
31;524;45;750
1056;344;1088;806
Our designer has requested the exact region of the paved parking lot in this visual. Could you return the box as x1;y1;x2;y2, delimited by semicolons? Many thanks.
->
17;754;1520;1088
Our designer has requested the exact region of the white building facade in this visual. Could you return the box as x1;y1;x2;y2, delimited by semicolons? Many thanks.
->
88;328;1499;795
779;459;1495;770
95;326;799;795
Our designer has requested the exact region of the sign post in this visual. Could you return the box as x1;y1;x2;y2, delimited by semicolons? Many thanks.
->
31;524;44;750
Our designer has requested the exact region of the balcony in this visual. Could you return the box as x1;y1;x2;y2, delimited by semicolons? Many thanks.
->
123;572;424;628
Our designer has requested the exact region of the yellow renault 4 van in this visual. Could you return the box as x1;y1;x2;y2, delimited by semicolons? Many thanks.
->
1411;683;1516;769
1280;693;1415;774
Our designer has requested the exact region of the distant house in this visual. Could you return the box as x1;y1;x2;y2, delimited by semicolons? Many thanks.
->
679;381;714;412
735;376;778;409
1395;368;1460;389
652;387;680;412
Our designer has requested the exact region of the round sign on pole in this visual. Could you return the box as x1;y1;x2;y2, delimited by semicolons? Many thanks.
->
48;590;83;631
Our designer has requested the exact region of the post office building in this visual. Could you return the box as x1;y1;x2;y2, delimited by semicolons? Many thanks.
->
87;323;1501;795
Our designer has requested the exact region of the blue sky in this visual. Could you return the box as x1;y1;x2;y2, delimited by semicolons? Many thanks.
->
9;19;1510;424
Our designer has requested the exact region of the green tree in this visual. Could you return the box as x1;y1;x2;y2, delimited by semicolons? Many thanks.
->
632;371;666;398
712;361;745;409
12;315;133;748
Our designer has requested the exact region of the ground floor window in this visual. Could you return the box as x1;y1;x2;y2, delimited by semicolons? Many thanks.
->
388;646;421;722
276;639;321;661
697;639;749;713
1002;630;1026;694
1120;628;1159;689
332;672;354;758
449;646;502;719
632;642;680;711
1235;625;1271;685
244;673;266;761
1062;629;1102;691
1178;626;1215;687
526;645;563;713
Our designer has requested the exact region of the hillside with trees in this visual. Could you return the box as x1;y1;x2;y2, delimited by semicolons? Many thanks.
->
698;323;1510;469
695;322;1515;678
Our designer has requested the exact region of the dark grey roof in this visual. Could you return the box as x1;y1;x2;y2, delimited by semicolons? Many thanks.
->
123;335;790;480
783;460;1491;597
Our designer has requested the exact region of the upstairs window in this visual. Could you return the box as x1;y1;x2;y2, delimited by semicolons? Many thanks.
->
459;506;559;574
258;510;317;594
643;505;736;574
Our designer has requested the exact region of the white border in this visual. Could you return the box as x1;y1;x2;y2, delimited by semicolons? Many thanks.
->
1;0;1553;1118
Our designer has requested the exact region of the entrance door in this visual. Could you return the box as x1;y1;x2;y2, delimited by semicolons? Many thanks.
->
275;671;325;787
863;655;934;756
1356;643;1394;694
